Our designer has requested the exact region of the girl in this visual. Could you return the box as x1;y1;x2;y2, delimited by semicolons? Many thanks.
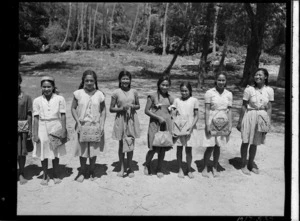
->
236;68;274;175
171;82;199;179
202;72;233;178
18;73;33;185
32;75;67;185
71;70;106;182
110;70;141;178
144;75;174;178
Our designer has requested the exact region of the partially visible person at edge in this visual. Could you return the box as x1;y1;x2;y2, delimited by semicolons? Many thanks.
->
202;72;233;178
32;76;67;185
236;68;274;175
171;82;199;179
18;73;33;185
110;70;141;178
71;70;106;182
144;75;174;178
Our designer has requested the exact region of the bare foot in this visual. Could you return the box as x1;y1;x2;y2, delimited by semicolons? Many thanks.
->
40;175;50;186
241;166;251;175
76;174;85;183
128;172;135;178
178;168;184;178
187;172;194;179
157;172;164;178
53;178;62;184
212;167;220;177
90;177;97;181
144;166;149;176
19;175;28;185
202;169;210;178
251;168;259;174
117;171;124;177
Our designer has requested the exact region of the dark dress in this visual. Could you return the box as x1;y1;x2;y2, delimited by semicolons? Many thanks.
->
147;92;174;152
18;92;32;156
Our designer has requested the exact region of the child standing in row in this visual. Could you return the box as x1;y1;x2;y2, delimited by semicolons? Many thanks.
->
144;76;174;178
71;70;106;182
18;73;33;184
202;72;232;178
32;76;67;185
110;70;141;178
171;82;199;179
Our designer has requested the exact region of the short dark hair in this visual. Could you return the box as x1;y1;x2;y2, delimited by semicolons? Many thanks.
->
253;68;269;87
180;82;192;96
79;70;99;90
41;78;59;94
118;69;132;89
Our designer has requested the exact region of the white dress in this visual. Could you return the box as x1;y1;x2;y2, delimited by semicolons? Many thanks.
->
202;87;233;148
241;85;274;145
171;97;200;147
73;89;106;157
32;94;67;160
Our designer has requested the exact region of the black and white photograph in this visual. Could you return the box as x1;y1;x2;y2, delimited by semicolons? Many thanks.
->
9;1;298;218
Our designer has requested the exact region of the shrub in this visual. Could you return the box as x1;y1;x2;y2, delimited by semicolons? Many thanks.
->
42;22;65;45
139;45;155;53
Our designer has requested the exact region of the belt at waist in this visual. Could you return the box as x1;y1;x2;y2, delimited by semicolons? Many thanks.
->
39;118;60;121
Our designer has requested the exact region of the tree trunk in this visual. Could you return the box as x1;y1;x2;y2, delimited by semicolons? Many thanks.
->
61;3;72;48
80;3;86;50
74;3;84;50
163;26;192;75
197;57;206;89
110;3;116;48
276;54;285;87
72;3;79;50
146;3;151;46
128;4;140;45
217;36;229;72
88;4;92;46
85;3;89;50
240;3;271;87
212;3;220;55
202;3;214;63
92;3;99;46
101;3;106;47
162;3;169;56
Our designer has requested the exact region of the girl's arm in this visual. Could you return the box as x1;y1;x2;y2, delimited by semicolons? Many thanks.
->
61;113;67;138
266;101;272;124
144;96;165;124
236;100;248;132
228;107;232;133
99;101;106;134
204;103;211;136
109;96;125;113
131;91;140;111
32;115;40;143
188;109;199;134
71;97;81;131
27;111;32;138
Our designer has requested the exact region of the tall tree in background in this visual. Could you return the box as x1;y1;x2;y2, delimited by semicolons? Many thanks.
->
110;3;116;48
74;3;84;50
212;3;220;55
71;3;79;49
92;3;99;45
88;4;92;46
61;2;72;48
128;4;140;45
241;3;271;87
146;3;151;46
162;3;169;55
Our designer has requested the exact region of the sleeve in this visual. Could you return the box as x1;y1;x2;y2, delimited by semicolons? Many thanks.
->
98;90;105;103
73;90;80;100
228;92;233;107
111;89;118;101
243;86;251;101
32;98;40;116
26;95;33;114
193;98;199;109
204;90;211;103
59;96;67;113
267;87;274;101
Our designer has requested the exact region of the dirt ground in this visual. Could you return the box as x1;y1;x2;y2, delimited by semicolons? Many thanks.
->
17;75;285;216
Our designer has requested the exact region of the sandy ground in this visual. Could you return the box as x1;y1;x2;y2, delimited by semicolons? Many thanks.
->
17;78;285;216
